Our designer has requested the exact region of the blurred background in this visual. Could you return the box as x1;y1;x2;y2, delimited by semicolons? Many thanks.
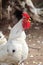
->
0;0;43;65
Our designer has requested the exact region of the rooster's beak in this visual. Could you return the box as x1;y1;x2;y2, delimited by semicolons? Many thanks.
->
28;18;31;22
29;18;31;21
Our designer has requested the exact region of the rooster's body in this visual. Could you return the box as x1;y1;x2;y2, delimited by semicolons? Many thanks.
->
0;12;31;65
7;18;29;65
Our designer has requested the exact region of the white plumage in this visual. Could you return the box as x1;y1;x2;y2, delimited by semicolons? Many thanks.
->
8;19;26;40
7;19;29;65
0;19;29;65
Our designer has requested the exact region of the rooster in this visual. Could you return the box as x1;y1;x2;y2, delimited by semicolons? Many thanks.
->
0;12;31;65
7;12;31;65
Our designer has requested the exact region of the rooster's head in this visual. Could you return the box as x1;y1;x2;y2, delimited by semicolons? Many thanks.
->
22;12;31;30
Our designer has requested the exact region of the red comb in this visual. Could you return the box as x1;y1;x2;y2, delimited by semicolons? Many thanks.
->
22;12;30;18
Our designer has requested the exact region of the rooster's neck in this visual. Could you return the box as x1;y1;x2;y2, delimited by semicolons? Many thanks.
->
8;19;26;40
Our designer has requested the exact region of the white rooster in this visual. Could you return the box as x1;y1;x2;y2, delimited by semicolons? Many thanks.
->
7;12;31;65
0;12;31;65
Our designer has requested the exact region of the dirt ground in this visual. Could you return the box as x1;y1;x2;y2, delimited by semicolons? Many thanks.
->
0;21;43;65
25;22;43;65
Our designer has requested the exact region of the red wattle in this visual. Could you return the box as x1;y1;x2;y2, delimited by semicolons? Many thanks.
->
22;19;31;30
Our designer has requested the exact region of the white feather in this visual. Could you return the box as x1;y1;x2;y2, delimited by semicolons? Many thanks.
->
7;19;29;64
0;19;29;65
